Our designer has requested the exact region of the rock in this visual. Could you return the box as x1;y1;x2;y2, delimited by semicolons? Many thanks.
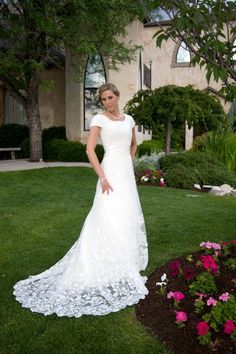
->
210;186;225;196
220;184;233;195
193;183;201;190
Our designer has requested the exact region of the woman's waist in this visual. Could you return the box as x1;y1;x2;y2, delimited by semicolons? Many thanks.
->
103;146;131;156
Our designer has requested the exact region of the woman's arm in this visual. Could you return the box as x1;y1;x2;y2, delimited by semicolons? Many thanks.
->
86;126;105;179
86;126;113;194
130;127;137;160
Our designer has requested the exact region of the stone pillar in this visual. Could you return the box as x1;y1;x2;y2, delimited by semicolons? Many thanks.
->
65;51;84;141
185;121;193;150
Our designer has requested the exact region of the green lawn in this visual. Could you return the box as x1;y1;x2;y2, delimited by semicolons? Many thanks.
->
0;167;236;354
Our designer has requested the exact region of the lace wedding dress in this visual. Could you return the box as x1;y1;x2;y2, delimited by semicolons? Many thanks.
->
13;114;149;318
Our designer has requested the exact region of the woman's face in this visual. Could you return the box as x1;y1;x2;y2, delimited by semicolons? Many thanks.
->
100;90;119;112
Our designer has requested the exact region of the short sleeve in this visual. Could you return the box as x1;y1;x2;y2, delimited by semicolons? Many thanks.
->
129;115;135;128
90;115;104;129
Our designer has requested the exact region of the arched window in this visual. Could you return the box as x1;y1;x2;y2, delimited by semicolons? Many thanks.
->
84;54;106;130
176;41;191;63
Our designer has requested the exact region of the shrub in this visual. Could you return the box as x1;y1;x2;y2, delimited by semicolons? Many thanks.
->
193;129;236;171
43;138;104;162
21;138;30;158
42;126;66;145
137;140;163;157
159;151;236;189
0;123;29;147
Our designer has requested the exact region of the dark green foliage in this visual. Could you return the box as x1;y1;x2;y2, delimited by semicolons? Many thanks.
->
0;124;29;147
136;140;163;157
125;85;226;153
159;151;236;189
21;138;30;158
95;144;105;162
43;138;104;162
42;126;66;144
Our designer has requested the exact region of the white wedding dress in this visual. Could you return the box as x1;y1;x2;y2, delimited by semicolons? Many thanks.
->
13;113;149;318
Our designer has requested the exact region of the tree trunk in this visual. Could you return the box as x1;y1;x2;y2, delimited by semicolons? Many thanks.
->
165;118;171;155
26;72;42;162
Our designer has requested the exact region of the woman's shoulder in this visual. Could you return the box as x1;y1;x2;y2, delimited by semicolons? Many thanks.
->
124;114;135;127
90;114;105;128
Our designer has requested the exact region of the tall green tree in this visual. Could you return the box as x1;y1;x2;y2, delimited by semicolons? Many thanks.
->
125;85;226;154
0;0;144;161
147;0;236;99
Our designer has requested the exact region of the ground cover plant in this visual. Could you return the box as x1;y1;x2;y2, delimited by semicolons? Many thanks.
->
0;167;236;354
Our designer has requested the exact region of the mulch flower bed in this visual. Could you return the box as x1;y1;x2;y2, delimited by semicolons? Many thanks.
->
136;244;236;354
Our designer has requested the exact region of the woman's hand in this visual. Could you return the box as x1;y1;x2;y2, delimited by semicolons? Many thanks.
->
100;177;113;195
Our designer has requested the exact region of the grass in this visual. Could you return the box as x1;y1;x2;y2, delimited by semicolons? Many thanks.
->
0;167;236;354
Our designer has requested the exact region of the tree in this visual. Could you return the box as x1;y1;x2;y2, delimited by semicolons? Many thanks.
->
147;0;236;99
124;85;226;154
0;0;144;161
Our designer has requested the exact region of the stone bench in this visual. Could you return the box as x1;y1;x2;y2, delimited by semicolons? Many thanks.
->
0;147;21;159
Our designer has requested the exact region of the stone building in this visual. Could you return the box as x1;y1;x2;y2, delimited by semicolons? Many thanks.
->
0;17;233;147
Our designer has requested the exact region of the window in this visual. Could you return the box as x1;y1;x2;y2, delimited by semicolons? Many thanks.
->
84;54;106;131
143;64;151;88
176;41;191;64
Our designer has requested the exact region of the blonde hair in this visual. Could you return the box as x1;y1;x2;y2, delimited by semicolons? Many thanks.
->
98;83;120;102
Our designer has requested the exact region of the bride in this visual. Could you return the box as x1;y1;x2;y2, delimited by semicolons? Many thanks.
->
13;83;149;318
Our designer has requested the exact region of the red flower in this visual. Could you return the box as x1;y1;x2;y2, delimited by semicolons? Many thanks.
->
200;255;218;273
221;241;228;246
224;320;235;335
170;260;181;277
232;240;236;246
196;321;209;336
184;267;196;280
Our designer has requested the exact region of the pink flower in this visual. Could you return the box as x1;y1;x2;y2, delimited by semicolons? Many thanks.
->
200;255;218;273
219;292;230;302
175;311;187;322
172;291;185;301
224;320;235;335
200;241;221;250
196;321;210;336
167;291;174;299
207;297;217;306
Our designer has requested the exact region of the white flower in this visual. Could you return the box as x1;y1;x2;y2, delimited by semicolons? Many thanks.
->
161;273;167;282
141;176;149;182
156;281;166;287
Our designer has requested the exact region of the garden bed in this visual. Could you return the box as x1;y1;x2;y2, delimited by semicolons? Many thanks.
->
136;243;236;354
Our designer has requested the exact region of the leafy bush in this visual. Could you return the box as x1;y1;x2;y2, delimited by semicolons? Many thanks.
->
159;151;236;189
0;123;29;147
21;138;30;158
42;126;66;145
193;129;236;171
137;140;163;157
43;138;104;162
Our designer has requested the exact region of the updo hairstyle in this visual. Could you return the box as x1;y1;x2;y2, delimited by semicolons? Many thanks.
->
98;83;120;103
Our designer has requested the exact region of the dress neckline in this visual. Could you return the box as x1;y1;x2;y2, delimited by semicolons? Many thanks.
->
99;113;126;122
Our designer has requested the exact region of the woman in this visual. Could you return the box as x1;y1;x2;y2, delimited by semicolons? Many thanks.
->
13;83;148;318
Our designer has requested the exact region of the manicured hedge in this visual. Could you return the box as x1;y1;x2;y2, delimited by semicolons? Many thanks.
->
43;138;104;162
136;140;163;157
0;124;29;148
159;151;236;189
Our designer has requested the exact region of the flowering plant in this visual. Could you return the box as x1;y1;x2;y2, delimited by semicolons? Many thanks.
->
136;167;165;186
163;240;236;350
